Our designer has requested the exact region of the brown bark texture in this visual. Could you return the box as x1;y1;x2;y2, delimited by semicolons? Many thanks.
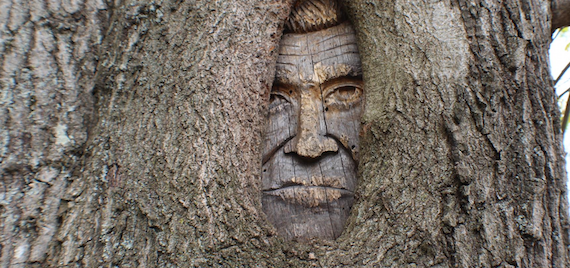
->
0;0;108;267
0;0;569;267
552;0;570;29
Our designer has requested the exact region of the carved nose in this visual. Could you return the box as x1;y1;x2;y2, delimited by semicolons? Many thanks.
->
285;90;338;158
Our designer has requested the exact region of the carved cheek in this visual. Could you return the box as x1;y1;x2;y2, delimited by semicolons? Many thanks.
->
322;79;364;160
262;99;298;163
324;104;362;160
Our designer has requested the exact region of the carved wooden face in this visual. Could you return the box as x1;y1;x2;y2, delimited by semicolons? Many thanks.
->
262;22;363;240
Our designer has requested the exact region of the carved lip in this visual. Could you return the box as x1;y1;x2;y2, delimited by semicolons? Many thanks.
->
263;185;353;194
263;186;354;207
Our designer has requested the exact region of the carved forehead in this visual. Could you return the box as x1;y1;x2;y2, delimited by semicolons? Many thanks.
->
276;22;361;85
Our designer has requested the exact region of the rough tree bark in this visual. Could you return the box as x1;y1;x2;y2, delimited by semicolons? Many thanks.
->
1;0;569;267
553;0;570;29
0;0;109;266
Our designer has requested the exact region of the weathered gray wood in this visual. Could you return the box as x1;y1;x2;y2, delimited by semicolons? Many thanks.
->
263;17;363;240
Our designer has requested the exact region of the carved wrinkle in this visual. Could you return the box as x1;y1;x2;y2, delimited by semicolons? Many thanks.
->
262;0;363;241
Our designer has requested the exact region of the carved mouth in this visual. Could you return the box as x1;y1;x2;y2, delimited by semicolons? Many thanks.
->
263;186;354;207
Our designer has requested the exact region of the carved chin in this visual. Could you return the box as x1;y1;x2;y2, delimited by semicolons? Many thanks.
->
262;187;354;240
263;186;353;207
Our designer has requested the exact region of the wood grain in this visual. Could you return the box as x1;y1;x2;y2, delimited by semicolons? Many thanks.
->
262;22;362;240
285;0;343;33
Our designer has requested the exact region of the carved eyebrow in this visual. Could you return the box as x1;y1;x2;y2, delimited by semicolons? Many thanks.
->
273;69;299;85
316;65;362;85
321;76;363;94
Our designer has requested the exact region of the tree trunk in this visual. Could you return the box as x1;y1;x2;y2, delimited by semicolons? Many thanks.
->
553;0;570;29
1;0;568;267
0;0;109;266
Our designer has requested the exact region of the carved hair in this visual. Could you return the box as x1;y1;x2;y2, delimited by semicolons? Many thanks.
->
285;0;345;33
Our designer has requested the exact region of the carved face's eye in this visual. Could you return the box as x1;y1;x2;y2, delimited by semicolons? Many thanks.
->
330;86;361;102
269;93;289;109
269;85;293;110
323;80;363;108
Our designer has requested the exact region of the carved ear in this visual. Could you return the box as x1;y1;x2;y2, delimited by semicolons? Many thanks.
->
285;0;345;33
